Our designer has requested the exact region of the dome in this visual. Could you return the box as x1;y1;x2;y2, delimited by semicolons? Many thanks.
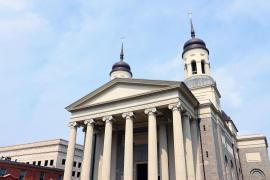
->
110;60;132;75
182;37;209;56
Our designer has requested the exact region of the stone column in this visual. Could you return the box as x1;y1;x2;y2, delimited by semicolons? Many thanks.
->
190;119;202;180
159;121;169;180
122;112;134;180
183;113;196;180
81;119;95;180
64;122;78;180
101;116;113;180
145;108;158;180
168;103;187;180
197;61;202;74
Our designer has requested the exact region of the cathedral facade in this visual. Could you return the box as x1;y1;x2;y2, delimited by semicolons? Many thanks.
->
63;20;270;180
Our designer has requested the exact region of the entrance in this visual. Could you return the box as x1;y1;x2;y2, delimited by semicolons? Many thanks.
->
136;163;147;180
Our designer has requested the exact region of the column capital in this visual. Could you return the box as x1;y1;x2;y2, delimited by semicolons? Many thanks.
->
102;115;114;123
168;102;183;111
68;122;78;128
122;112;134;119
144;107;157;115
84;119;95;126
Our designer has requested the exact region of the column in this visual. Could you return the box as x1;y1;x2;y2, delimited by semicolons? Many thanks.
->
64;122;78;180
122;112;134;180
81;119;95;180
197;61;202;74
190;119;202;180
159;121;169;180
168;103;187;180
183;113;196;180
145;108;158;180
101;116;113;180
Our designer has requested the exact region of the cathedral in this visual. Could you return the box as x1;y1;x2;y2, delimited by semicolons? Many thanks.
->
63;18;270;180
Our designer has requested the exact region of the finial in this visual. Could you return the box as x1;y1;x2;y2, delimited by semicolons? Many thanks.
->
120;36;125;61
188;12;195;38
120;42;124;61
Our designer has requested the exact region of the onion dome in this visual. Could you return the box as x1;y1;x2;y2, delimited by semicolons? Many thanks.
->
110;43;132;76
182;14;209;56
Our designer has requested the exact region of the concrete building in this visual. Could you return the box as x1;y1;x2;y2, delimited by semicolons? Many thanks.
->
0;159;64;180
62;17;270;180
0;139;83;180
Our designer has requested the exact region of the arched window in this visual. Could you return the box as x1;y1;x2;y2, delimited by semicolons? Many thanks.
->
201;60;206;74
191;61;197;74
250;169;266;180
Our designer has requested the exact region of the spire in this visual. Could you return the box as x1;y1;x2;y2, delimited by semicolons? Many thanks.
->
120;42;124;61
188;12;195;38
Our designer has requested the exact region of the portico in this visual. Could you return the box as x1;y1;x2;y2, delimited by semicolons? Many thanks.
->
63;78;201;180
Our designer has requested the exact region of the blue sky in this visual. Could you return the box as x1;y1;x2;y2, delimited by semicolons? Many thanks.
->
0;0;270;146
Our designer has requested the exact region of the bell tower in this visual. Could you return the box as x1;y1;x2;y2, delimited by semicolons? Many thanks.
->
182;13;221;110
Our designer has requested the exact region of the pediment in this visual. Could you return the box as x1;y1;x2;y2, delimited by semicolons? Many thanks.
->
66;78;181;111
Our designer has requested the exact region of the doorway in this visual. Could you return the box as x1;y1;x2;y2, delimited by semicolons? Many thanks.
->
136;163;147;180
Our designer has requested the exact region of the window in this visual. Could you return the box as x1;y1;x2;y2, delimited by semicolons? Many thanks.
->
62;159;66;165
191;61;197;74
26;162;29;164
201;60;206;74
78;162;81;168
38;161;41;166
58;175;63;180
206;151;209;158
19;170;26;180
0;168;7;176
33;161;36;165
50;160;54;166
40;172;45;180
44;160;48;166
77;172;80;178
203;125;206;131
72;171;75;177
73;161;77;167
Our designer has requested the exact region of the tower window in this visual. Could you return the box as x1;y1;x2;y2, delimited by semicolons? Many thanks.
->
191;61;197;74
201;60;206;74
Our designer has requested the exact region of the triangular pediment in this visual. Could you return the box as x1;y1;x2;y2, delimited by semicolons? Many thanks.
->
66;78;181;111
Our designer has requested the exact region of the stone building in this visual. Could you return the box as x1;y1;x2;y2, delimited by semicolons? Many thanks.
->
0;139;83;180
63;18;270;180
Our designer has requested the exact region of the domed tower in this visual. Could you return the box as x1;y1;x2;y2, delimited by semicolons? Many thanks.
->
110;43;132;80
182;14;221;110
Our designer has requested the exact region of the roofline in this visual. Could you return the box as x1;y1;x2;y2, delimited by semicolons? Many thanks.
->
0;138;83;151
237;134;268;148
0;159;64;172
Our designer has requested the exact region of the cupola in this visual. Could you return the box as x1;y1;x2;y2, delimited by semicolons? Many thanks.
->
110;43;132;80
